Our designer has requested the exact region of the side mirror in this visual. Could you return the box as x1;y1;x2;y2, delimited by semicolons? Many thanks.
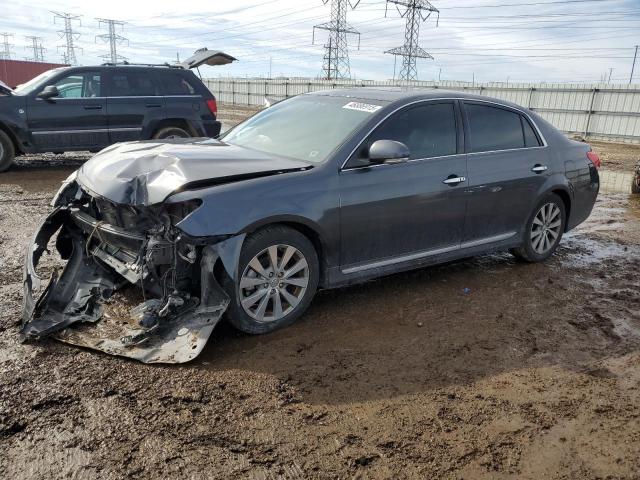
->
368;139;410;165
37;85;59;100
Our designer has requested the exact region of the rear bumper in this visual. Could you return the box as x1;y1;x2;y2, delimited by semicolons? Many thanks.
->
203;119;222;138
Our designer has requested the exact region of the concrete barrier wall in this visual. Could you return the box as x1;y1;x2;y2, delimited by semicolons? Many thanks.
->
205;77;640;144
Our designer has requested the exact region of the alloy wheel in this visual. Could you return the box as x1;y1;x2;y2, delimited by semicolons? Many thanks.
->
239;244;309;323
531;202;562;254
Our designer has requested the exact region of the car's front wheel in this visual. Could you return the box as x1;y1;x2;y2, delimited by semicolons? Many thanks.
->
0;129;15;172
511;193;566;262
224;226;319;334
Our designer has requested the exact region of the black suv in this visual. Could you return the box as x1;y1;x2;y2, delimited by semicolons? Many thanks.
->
0;49;235;171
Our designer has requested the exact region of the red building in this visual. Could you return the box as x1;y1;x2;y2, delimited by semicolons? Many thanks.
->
0;59;68;89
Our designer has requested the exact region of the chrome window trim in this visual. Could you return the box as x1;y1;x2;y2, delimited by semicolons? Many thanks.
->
107;95;199;99
341;231;516;274
463;99;548;153
339;97;548;171
341;152;467;173
36;97;108;101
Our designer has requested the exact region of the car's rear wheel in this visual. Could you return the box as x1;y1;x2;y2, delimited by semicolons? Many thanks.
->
632;172;640;194
0;130;15;172
153;126;191;139
511;193;566;262
223;226;319;334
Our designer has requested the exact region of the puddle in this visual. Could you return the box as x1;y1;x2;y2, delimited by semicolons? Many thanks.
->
560;234;637;267
1;167;77;194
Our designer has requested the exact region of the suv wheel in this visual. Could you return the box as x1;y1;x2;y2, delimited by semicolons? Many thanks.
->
511;193;566;262
223;226;319;335
153;126;191;140
0;130;15;172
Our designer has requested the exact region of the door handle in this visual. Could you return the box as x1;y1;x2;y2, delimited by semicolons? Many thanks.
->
83;105;102;110
531;164;548;173
146;104;162;108
443;175;467;186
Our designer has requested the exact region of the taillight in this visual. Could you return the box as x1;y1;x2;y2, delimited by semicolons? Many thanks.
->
206;98;217;116
587;150;601;169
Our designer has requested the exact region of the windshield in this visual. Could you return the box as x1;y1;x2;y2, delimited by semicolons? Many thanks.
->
222;95;387;163
13;68;66;96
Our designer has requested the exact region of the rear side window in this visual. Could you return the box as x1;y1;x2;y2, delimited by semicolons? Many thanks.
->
161;72;198;95
522;117;542;147
368;102;457;160
109;72;158;96
466;104;527;152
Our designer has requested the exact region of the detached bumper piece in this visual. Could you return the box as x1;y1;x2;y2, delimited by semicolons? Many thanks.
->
21;208;229;364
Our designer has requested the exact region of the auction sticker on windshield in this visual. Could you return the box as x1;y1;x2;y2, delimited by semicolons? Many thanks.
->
342;101;382;113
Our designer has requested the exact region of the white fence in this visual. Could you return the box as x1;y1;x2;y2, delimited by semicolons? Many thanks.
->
205;77;640;144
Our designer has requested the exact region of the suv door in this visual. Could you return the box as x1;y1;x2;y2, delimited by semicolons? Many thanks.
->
26;70;108;150
105;69;165;143
339;100;468;271
461;101;549;243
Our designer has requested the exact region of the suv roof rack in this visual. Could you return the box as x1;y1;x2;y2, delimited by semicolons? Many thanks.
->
101;61;185;69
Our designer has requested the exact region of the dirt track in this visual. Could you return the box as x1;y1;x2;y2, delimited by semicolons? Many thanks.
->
1;127;640;478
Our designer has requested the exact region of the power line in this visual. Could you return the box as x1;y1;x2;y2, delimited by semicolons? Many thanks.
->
25;36;46;62
53;12;82;65
0;33;14;60
313;0;362;79
385;0;439;81
96;18;129;63
631;45;639;84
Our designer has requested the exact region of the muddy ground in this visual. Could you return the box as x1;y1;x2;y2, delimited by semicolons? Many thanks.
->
1;112;640;479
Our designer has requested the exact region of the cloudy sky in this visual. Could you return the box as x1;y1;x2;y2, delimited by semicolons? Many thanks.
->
2;0;639;83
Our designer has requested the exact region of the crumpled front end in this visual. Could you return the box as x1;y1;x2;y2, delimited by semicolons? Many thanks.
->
21;179;235;364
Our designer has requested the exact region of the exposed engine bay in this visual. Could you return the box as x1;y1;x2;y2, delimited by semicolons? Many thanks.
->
21;181;243;364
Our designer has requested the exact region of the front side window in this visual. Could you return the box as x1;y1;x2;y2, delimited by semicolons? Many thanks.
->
466;103;540;153
110;72;158;96
52;72;101;98
364;102;458;162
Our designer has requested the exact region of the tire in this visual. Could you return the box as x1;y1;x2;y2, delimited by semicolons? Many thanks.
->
632;173;640;194
510;193;566;263
152;126;191;140
0;130;15;172
223;225;319;335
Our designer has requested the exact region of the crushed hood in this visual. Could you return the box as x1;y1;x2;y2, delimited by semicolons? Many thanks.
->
76;138;312;206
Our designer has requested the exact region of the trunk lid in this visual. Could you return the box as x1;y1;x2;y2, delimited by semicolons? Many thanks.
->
181;48;237;69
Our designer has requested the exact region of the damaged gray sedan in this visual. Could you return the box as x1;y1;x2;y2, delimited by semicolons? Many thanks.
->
22;88;599;363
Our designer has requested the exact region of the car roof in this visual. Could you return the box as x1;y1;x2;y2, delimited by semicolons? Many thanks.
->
309;87;524;109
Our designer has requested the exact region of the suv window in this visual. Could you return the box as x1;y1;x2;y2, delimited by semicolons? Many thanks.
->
110;71;159;96
160;72;197;95
466;103;540;152
365;102;457;162
52;72;101;98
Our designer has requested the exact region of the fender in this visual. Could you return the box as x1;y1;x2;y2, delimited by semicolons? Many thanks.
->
0;107;28;153
169;169;341;268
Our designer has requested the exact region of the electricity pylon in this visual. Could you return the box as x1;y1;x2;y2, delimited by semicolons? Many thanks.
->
25;36;46;62
96;18;129;64
313;0;361;80
53;12;82;65
0;33;14;60
384;0;439;81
